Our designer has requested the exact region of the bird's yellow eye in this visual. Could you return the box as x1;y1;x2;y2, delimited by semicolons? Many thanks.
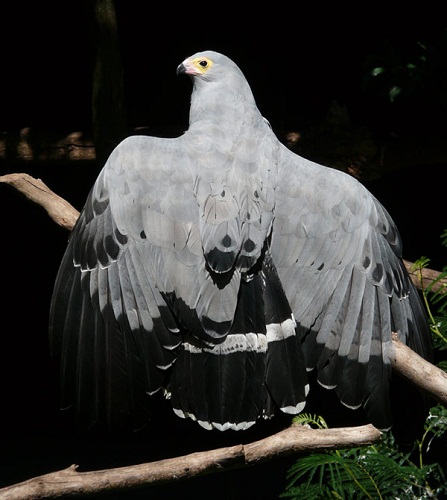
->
192;56;213;74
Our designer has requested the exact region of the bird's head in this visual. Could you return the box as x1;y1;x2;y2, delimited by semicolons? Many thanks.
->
176;50;244;83
176;50;262;130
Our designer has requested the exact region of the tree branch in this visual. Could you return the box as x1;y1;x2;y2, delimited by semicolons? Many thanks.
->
390;333;447;405
0;173;79;231
0;423;380;499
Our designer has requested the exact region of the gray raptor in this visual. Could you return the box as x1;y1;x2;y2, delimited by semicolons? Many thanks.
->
49;50;432;432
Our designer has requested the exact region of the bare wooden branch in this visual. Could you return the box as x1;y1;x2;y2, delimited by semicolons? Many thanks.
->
390;333;447;405
0;423;380;499
0;173;80;231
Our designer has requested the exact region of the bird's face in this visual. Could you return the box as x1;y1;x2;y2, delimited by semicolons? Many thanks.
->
177;55;215;78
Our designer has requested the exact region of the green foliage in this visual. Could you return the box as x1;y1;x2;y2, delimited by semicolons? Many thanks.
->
411;254;447;353
362;29;447;122
364;40;429;103
281;414;447;499
281;230;447;499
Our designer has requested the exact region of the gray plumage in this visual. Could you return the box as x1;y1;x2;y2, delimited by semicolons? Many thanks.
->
49;50;432;432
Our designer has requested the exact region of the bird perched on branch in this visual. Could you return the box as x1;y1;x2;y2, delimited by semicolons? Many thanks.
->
49;50;432;434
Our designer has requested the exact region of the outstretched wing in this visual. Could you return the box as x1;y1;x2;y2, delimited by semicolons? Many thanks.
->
49;135;198;429
271;146;432;430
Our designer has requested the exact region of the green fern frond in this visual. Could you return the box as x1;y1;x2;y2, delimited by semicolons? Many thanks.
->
411;256;431;273
279;482;333;499
422;405;447;449
440;228;447;248
429;316;447;350
412;254;447;348
282;430;441;499
360;447;432;497
283;451;382;499
428;275;447;314
291;413;329;429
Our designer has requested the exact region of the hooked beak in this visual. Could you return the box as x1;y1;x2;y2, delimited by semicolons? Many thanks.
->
176;58;199;76
176;62;186;75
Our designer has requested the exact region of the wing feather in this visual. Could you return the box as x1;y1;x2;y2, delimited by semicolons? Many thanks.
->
49;136;205;429
273;145;431;429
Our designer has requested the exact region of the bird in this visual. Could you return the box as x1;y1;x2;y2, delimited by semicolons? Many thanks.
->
49;50;432;434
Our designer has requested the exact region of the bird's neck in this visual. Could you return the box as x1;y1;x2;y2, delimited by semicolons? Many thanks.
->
188;81;264;139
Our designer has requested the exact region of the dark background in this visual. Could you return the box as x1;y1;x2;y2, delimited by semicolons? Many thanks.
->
1;4;446;498
2;5;447;139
